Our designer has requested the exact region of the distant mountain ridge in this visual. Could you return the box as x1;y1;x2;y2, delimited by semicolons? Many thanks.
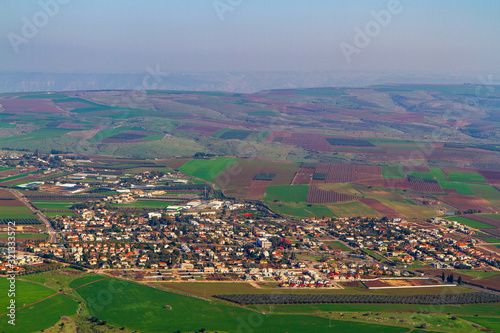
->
0;71;482;94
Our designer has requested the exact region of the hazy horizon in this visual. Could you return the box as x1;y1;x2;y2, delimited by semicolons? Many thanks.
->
1;0;499;79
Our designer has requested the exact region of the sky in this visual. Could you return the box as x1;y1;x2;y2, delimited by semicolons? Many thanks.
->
0;0;499;77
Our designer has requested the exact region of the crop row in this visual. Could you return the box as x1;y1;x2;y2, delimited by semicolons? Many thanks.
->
0;218;41;225
215;291;500;305
307;186;358;203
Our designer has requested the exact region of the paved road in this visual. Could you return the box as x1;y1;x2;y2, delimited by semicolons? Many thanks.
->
7;188;57;243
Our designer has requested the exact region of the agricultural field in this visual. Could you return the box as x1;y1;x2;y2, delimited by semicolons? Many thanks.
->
178;157;237;182
263;185;309;202
0;278;79;333
444;216;496;229
213;159;299;198
266;202;335;218
448;171;487;184
327;200;381;218
75;277;411;333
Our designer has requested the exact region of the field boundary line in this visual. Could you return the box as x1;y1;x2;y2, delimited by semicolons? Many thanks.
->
0;276;110;317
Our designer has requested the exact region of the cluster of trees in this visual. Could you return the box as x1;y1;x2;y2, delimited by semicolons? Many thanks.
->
441;272;462;284
216;292;500;305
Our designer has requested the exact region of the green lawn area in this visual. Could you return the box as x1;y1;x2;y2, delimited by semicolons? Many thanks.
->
444;216;496;229
178;157;237;182
0;166;15;172
381;166;405;179
75;278;412;333
0;278;79;333
448;171;487;184
451;270;500;279
263;185;309;202
266;202;334;218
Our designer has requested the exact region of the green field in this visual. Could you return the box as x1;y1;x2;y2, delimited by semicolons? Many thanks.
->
0;206;36;219
448;171;487;184
266;202;334;218
0;166;15;172
379;200;438;219
469;184;500;207
33;201;75;210
219;129;252;140
75;278;410;333
322;240;351;251
407;171;435;180
0;278;79;333
178;158;238;182
0;128;76;142
0;171;39;182
438;181;474;195
327;201;381;218
263;185;309;202
474;232;500;243
444;216;496;229
430;168;448;182
381;166;405;179
462;316;500;332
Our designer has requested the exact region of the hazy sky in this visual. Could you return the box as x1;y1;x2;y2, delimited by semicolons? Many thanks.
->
1;0;499;76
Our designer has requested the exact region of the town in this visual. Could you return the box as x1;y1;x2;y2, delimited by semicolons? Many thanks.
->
1;151;499;292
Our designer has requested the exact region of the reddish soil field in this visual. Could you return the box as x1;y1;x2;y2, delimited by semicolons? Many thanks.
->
436;194;497;213
155;158;191;170
298;167;316;175
292;173;312;185
404;165;431;172
246;180;271;200
359;198;405;218
1;99;61;114
0;189;16;199
175;124;222;136
354;165;382;182
281;133;332;152
307;186;358;203
462;215;500;228
316;163;355;183
410;182;442;192
0;189;25;207
215;159;299;198
479;170;500;185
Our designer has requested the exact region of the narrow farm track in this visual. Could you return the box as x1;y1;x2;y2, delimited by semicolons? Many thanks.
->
0;276;111;317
